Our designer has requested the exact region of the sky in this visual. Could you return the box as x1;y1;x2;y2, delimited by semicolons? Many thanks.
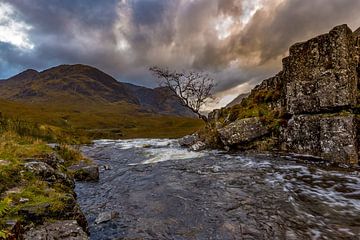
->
1;0;360;110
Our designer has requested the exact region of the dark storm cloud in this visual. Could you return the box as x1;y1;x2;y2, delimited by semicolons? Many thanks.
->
1;0;360;105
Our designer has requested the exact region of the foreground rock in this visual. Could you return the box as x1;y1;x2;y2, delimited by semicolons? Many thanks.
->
23;220;88;240
69;162;99;181
202;24;360;165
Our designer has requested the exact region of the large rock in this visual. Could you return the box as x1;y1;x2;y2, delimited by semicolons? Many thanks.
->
23;220;88;240
68;163;99;182
283;114;358;164
284;24;358;115
218;117;269;146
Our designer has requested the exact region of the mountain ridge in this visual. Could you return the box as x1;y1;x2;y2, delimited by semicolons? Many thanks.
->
0;64;194;117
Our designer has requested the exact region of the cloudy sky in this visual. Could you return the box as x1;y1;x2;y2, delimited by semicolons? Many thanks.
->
1;0;360;109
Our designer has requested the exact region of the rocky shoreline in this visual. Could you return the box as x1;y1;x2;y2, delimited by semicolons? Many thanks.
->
186;24;360;167
2;145;99;240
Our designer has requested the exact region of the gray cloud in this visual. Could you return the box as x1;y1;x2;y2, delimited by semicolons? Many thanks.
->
1;0;360;105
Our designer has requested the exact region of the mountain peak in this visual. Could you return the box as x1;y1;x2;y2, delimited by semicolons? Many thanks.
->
7;69;39;82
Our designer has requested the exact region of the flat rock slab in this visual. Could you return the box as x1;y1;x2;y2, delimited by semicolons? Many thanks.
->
23;220;88;240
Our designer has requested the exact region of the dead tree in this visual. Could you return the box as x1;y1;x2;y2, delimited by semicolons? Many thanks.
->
149;66;215;122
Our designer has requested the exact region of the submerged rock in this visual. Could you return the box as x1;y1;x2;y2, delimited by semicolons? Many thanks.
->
23;220;88;240
95;211;119;224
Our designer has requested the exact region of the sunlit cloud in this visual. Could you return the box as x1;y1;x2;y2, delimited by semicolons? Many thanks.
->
215;16;234;40
0;2;34;50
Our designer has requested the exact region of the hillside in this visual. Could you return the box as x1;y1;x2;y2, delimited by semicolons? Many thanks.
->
0;64;194;117
0;64;202;139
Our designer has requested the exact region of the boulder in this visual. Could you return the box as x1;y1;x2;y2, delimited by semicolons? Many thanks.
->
68;163;99;182
218;117;269;146
23;220;88;240
178;133;200;147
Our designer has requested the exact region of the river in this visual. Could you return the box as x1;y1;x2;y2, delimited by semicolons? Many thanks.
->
75;139;360;240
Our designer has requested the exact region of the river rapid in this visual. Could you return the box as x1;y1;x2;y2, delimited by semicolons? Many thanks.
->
75;139;360;240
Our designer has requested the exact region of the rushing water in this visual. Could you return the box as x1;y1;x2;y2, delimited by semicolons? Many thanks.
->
75;139;360;240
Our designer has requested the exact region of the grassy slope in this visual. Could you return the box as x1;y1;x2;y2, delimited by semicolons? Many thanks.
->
0;123;89;237
0;99;204;141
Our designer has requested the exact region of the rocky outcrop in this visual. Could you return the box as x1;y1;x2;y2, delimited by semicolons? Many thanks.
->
12;154;90;239
281;24;359;164
203;24;360;166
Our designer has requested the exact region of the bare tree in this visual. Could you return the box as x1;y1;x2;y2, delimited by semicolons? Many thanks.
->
149;66;215;122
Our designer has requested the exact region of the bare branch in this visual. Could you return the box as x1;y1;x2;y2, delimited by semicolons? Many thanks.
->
149;66;215;122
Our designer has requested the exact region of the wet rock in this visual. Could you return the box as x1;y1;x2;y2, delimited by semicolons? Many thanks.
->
24;161;74;187
95;211;119;224
178;133;200;147
69;163;99;182
190;141;207;151
23;220;88;240
218;117;269;146
103;165;112;170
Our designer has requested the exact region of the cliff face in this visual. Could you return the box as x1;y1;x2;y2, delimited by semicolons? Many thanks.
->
202;24;360;165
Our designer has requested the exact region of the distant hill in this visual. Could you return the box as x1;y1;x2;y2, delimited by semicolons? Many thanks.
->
226;92;250;107
0;64;193;117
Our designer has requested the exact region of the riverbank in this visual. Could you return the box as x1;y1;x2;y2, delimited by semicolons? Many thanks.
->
0;116;99;239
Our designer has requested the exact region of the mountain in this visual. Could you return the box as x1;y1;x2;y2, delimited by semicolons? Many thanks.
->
0;64;193;117
226;92;250;107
